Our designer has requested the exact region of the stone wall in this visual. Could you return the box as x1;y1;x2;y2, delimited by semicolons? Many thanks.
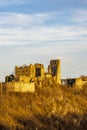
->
15;64;35;78
75;78;87;90
74;78;83;90
15;63;45;81
2;82;35;93
19;75;30;82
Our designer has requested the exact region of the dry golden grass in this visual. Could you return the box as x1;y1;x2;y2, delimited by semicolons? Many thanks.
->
0;79;87;130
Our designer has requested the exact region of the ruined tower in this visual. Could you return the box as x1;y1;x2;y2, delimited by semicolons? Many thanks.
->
49;59;61;84
56;59;61;84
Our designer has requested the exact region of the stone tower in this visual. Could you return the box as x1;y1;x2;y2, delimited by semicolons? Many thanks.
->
56;59;61;84
49;59;61;84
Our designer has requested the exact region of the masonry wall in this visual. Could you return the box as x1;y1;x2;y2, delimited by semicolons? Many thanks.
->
15;63;45;81
75;78;87;90
15;64;35;78
3;82;35;93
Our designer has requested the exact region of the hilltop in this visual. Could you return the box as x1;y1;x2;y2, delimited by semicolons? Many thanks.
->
0;79;87;130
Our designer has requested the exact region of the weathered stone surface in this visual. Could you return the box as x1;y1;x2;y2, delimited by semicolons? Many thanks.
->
3;82;35;93
15;63;45;82
49;59;61;84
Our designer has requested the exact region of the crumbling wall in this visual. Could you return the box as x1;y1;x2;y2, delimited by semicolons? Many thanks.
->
15;63;45;82
15;64;35;78
75;78;87;90
75;78;82;86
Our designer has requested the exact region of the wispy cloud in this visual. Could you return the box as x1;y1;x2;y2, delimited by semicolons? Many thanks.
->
0;10;87;45
0;26;87;45
0;12;52;27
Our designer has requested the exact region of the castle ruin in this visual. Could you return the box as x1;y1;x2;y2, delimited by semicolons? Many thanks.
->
6;59;61;84
4;59;61;92
3;58;87;93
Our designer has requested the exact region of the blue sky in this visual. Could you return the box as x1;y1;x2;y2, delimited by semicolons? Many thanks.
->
0;0;87;81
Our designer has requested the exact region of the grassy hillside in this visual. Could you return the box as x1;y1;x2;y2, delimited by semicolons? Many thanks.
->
0;79;87;130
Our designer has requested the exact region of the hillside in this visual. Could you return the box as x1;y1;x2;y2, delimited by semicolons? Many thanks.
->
0;79;87;130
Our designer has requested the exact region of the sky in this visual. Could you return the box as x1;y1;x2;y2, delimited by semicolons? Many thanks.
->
0;0;87;81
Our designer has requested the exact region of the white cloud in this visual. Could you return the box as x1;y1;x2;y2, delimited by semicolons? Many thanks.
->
0;11;87;45
0;26;87;45
0;12;55;28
